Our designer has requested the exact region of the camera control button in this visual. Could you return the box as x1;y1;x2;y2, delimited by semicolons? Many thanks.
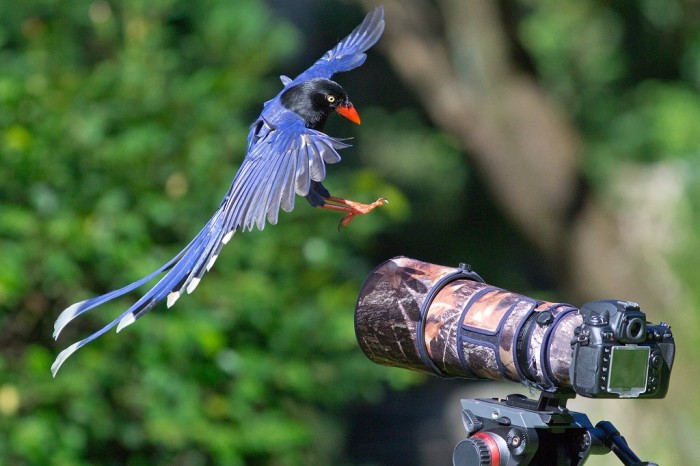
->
507;428;528;457
496;416;511;426
461;410;482;434
453;436;495;466
536;311;553;326
623;301;641;312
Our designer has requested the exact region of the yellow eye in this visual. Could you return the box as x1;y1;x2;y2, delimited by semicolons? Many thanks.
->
327;95;336;103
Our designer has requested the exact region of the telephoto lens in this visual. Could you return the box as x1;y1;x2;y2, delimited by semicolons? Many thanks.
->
354;256;582;392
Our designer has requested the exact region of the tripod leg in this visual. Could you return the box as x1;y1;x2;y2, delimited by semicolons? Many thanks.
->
592;421;658;466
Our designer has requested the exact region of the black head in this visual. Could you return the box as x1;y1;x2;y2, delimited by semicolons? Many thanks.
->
280;78;360;130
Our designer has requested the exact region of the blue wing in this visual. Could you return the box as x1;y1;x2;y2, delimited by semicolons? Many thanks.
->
51;115;349;376
288;6;384;85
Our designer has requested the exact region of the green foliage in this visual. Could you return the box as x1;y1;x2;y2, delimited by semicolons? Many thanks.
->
520;0;700;170
0;1;421;464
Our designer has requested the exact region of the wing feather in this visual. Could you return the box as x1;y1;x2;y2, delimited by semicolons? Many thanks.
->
291;6;384;84
295;137;312;195
308;137;326;182
280;152;297;212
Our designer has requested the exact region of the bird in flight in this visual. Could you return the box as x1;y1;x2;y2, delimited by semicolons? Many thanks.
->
51;6;386;376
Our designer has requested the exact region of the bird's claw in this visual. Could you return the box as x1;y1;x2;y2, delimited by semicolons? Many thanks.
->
337;197;388;230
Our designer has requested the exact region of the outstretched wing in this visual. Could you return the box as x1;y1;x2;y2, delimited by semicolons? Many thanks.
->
51;117;349;376
290;6;384;85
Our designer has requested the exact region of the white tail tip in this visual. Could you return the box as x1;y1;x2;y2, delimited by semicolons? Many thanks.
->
116;313;136;333
167;291;181;308
206;254;219;271
186;277;201;294
53;300;87;339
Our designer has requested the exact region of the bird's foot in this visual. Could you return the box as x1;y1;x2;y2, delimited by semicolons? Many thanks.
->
338;198;388;229
318;195;388;229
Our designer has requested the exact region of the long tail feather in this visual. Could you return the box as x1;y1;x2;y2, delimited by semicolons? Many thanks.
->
52;253;184;339
51;210;230;374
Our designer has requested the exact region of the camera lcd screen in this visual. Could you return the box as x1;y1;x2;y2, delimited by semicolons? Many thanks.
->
607;345;650;397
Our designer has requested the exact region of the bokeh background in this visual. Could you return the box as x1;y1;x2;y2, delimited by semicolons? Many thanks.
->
1;0;699;464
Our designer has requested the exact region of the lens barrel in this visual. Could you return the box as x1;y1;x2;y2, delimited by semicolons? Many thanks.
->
355;256;582;391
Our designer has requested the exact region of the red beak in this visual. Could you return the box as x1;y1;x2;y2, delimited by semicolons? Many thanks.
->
336;104;361;125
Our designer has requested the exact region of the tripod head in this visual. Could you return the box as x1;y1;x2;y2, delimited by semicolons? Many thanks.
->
453;391;658;466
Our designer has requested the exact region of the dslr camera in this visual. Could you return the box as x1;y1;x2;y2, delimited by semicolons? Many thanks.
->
570;300;673;398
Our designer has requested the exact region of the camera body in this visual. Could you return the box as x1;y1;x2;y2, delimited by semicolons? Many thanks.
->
570;300;674;398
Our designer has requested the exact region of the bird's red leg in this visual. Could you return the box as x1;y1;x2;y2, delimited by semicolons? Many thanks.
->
319;195;388;229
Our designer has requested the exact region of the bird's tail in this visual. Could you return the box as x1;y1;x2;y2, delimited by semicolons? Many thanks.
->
51;209;231;377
